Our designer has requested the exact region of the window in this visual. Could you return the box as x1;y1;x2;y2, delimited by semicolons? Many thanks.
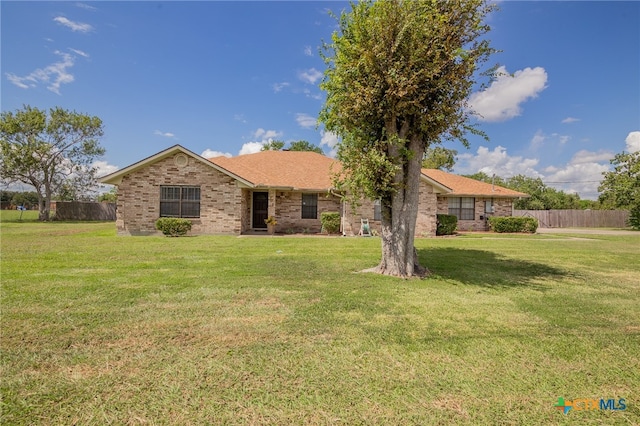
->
484;200;494;214
301;193;318;219
373;199;382;221
448;197;475;220
160;186;200;218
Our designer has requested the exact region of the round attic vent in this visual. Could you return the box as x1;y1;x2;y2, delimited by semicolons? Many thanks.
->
174;153;188;167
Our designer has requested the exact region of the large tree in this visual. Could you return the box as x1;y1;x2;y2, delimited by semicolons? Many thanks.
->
320;0;495;277
422;146;458;171
0;106;105;220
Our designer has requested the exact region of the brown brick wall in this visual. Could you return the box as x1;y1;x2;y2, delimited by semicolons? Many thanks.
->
342;179;438;237
273;191;341;233
115;154;242;235
436;196;514;231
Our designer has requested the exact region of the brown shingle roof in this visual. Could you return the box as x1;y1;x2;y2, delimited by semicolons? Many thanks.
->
209;150;341;191
421;168;528;198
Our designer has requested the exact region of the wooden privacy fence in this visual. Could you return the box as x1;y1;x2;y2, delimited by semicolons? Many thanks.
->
54;202;116;221
514;209;629;228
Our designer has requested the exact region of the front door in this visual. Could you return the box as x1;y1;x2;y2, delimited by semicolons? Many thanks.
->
252;192;268;229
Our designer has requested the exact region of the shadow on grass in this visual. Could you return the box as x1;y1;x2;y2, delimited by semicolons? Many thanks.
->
418;247;570;289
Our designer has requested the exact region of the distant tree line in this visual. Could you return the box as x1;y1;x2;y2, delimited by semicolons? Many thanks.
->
1;188;116;209
462;172;604;210
1;190;40;209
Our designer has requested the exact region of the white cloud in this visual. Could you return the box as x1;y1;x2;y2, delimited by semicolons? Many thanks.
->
5;50;77;94
625;131;640;153
239;142;264;155
53;16;93;33
93;160;119;178
530;130;546;151
201;149;232;159
304;46;313;57
75;3;98;11
568;149;614;164
296;113;316;129
562;117;580;124
69;48;89;58
272;82;290;93
320;131;340;157
455;145;541;178
302;87;323;100
468;66;548;122
253;128;281;140
238;128;284;155
154;130;176;138
455;145;613;200
298;68;323;84
542;150;613;199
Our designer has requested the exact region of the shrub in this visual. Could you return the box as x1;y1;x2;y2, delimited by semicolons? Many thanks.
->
155;217;192;237
488;216;538;233
627;205;640;230
320;212;341;234
436;214;457;236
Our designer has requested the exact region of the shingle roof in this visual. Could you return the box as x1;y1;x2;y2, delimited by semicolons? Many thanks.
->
209;150;342;191
422;168;529;198
99;144;527;199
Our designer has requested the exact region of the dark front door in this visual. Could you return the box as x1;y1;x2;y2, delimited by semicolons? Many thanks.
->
252;192;268;229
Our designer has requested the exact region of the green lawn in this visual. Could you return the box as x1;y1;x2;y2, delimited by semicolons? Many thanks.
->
1;217;638;425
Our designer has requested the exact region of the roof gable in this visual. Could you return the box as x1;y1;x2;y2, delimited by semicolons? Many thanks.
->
98;145;252;186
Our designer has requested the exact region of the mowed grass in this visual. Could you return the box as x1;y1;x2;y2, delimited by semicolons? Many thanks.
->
1;216;638;425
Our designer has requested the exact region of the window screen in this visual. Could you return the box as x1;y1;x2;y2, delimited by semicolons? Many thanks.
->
160;186;200;218
302;193;318;219
448;197;475;220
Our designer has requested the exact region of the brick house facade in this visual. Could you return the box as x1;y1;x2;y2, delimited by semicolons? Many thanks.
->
100;145;527;236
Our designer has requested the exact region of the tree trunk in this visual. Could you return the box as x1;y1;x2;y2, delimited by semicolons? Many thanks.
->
373;133;428;278
38;187;52;221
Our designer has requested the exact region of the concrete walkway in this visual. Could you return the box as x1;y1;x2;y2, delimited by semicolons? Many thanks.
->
536;228;639;236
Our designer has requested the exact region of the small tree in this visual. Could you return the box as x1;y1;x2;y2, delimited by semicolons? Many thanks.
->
599;150;640;229
0;106;105;220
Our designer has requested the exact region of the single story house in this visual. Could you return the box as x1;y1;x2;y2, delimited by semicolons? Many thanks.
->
99;144;528;236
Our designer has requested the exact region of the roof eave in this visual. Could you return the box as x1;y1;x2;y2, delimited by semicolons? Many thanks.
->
98;144;256;188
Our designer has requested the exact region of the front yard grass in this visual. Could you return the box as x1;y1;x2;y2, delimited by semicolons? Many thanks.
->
1;219;638;425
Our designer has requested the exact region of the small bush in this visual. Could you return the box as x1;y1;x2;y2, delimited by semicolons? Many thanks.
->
436;214;457;236
155;217;192;236
321;212;341;234
489;216;538;233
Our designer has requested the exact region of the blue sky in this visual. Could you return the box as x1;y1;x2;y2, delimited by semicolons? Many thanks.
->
2;1;639;199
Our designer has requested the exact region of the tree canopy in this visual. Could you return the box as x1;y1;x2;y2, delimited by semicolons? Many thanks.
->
261;139;324;154
598;150;640;229
0;106;105;220
320;0;495;277
422;146;458;171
